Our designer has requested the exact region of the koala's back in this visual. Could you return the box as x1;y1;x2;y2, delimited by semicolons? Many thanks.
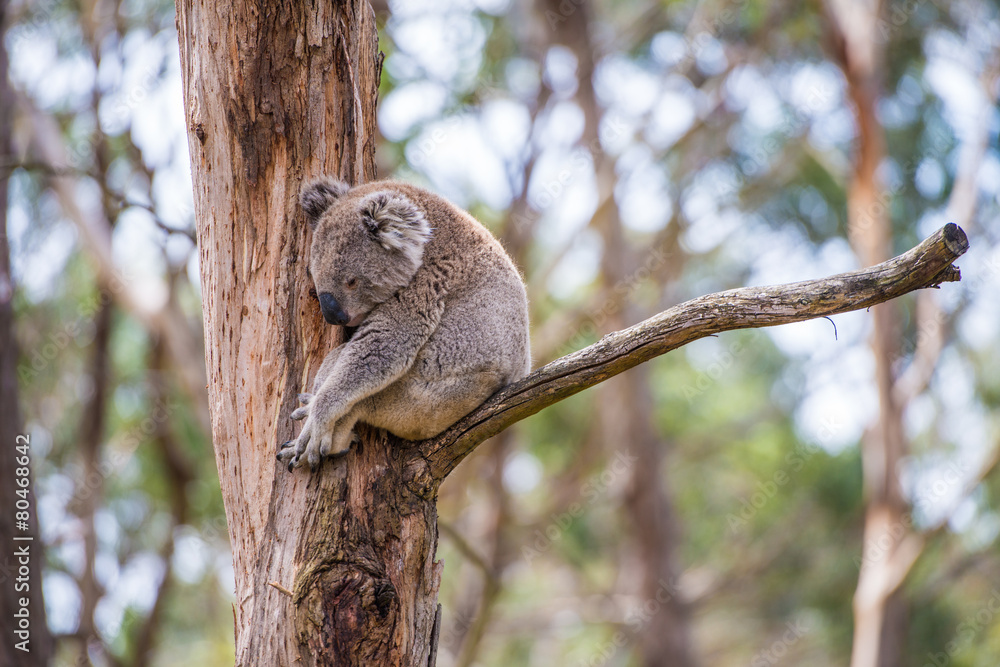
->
382;182;530;378
348;181;531;434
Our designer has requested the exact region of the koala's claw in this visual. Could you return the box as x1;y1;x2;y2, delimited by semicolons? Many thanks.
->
276;417;328;472
277;449;308;472
276;441;299;470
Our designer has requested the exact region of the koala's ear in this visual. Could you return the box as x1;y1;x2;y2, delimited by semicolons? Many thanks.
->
362;193;432;256
300;177;351;228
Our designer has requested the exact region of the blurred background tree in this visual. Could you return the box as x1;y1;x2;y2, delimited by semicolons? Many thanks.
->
4;0;1000;665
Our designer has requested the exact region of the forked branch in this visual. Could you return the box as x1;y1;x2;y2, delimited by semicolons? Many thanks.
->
419;223;969;479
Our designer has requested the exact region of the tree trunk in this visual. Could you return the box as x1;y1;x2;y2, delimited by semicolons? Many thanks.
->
544;0;696;659
825;3;910;665
175;2;441;665
596;201;695;667
0;1;53;662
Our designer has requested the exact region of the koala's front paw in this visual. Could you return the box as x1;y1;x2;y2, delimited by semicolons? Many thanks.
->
277;414;323;472
277;400;357;472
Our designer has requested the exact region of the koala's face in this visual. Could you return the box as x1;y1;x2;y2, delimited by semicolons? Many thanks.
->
300;179;431;327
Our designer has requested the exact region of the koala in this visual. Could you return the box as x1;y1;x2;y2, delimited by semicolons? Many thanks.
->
277;178;531;471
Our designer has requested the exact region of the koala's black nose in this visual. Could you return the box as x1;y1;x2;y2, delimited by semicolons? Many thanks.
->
318;292;350;326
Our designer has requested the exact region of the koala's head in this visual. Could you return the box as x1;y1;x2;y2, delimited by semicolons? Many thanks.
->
300;178;431;327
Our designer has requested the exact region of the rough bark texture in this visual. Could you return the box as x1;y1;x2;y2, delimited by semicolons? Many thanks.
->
0;0;52;662
175;2;443;665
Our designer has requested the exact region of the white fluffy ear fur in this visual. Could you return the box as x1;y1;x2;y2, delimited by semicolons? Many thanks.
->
300;177;351;228
362;193;432;264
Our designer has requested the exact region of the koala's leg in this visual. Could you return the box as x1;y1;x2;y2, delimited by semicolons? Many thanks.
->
312;344;343;391
366;368;507;441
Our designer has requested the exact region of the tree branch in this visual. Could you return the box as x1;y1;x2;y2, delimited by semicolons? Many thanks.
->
420;223;969;480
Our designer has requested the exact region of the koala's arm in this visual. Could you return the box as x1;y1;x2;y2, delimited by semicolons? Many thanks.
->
311;344;343;394
311;286;445;422
288;344;342;414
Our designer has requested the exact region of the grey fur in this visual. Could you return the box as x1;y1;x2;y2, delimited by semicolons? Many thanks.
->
278;178;531;471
